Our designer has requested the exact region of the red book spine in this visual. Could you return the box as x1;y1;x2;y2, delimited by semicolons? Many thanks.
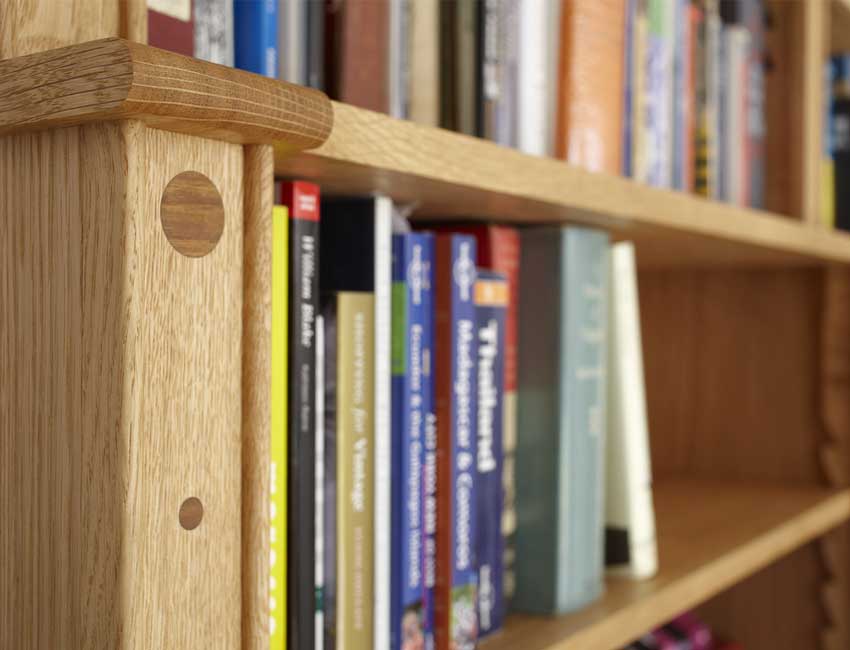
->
433;234;454;650
147;0;194;57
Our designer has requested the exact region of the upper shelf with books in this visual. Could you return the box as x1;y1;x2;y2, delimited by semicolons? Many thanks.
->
481;479;850;650
5;37;850;268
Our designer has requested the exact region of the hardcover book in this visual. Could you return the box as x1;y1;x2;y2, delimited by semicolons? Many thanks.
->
515;226;609;615
320;298;338;650
473;271;508;638
409;0;440;126
555;0;626;174
270;205;289;650
234;0;278;77
390;232;435;650
193;0;233;65
280;181;320;650
321;196;393;650
605;243;657;581
432;234;478;650
148;0;194;56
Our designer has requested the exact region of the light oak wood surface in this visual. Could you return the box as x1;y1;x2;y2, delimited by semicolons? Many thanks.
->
481;480;850;650
242;144;275;650
0;38;333;150
0;120;244;648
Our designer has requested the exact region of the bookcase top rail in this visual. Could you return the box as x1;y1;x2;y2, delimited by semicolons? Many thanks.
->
0;38;333;151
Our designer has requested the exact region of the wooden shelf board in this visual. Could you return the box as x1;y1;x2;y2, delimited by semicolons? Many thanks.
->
276;102;850;268
480;479;850;650
833;0;850;53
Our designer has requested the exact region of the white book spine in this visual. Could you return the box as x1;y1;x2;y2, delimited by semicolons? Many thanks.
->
722;26;749;206
517;0;548;157
373;196;393;650
314;314;325;650
605;242;658;580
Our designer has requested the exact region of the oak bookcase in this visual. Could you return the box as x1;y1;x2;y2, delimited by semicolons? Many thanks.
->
2;1;850;649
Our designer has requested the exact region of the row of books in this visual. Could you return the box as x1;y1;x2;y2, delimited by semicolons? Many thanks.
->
147;1;766;209
271;180;659;650
623;612;743;650
823;54;850;231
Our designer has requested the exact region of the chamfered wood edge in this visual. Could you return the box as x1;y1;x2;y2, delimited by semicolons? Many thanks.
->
0;38;333;150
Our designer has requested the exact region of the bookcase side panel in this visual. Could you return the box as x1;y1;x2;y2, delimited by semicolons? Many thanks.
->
0;124;130;648
120;122;243;648
242;143;274;650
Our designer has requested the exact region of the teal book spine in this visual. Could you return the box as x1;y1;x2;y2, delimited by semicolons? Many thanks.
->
514;226;609;615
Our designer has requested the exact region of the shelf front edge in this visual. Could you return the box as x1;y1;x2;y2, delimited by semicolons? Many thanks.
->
0;38;333;151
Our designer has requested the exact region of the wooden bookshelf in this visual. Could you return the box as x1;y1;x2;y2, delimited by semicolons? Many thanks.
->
482;480;850;650
4;3;850;650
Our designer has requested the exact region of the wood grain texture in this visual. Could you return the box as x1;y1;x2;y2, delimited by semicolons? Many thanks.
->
0;121;244;648
0;38;333;150
0;0;119;58
480;480;850;650
160;170;226;258
121;0;147;44
242;144;274;650
278;102;850;268
832;0;850;53
639;269;824;482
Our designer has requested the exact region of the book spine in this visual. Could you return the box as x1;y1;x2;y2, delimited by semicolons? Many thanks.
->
374;201;393;650
672;0;687;190
314;313;325;650
306;0;325;90
234;0;278;78
823;59;836;228
320;296;338;650
148;0;194;56
193;0;233;65
391;233;432;650
623;0;637;178
474;273;507;638
645;0;673;188
338;0;390;112
282;181;319;650
706;0;722;200
694;0;710;197
456;0;479;136
279;0;306;85
833;56;850;231
632;1;648;183
270;205;289;650
605;243;658;581
516;0;548;156
389;0;411;119
434;235;478;650
408;0;440;126
495;0;519;148
481;0;501;141
337;292;376;650
421;239;438;650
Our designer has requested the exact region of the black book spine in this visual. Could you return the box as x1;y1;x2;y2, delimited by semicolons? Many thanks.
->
307;0;325;90
289;211;319;650
835;96;850;232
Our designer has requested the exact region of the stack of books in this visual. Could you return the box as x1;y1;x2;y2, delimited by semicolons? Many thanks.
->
266;179;659;650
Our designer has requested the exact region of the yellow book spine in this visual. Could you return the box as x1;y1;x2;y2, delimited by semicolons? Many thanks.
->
337;292;375;650
270;205;289;649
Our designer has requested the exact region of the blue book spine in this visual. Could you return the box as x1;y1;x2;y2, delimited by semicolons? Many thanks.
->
421;238;437;650
391;233;433;650
234;0;278;78
449;235;478;650
672;0;688;190
474;271;507;638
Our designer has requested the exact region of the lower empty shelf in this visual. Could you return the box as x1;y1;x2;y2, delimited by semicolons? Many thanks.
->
481;478;850;650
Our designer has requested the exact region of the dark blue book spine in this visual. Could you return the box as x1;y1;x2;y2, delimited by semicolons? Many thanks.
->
474;271;506;638
234;0;277;78
421;237;437;650
391;233;433;650
450;235;478;650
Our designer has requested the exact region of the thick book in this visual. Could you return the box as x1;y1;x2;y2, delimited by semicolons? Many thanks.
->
330;0;390;113
234;0;278;77
424;224;520;608
390;232;435;650
474;271;508;638
193;0;233;66
605;243;657;581
320;196;393;650
432;234;478;650
554;0;626;174
148;0;194;56
280;181;320;650
644;0;675;188
336;291;376;650
270;205;289;650
409;0;440;126
515;226;609;615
